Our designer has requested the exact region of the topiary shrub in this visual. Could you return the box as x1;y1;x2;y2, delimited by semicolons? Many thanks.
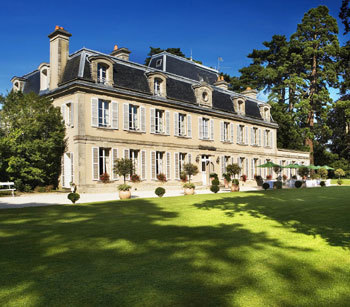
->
262;182;270;190
295;180;302;188
320;181;326;187
183;183;195;189
155;187;165;197
337;179;343;186
211;178;220;186
117;184;132;191
210;185;220;193
68;192;80;204
209;173;218;179
274;181;283;189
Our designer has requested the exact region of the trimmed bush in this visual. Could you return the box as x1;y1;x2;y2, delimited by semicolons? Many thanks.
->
209;173;218;179
320;181;326;187
117;184;132;191
295;180;302;188
155;187;166;197
337;179;343;186
210;185;220;193
263;182;270;190
211;179;220;186
68;192;80;204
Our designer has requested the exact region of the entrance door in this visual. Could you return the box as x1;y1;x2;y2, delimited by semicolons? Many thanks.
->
63;153;72;188
201;155;210;185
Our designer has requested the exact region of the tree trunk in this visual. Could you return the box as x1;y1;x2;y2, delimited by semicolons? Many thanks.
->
288;87;294;112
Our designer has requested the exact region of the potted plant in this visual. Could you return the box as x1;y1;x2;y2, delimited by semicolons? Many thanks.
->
157;173;167;183
131;174;140;183
100;172;110;183
180;171;188;183
282;174;288;181
254;175;263;187
114;158;134;199
183;163;199;195
266;174;272;180
241;174;247;183
298;166;309;180
118;184;132;199
226;163;241;192
223;173;231;188
210;178;220;193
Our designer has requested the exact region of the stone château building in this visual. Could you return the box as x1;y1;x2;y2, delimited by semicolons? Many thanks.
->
11;27;310;192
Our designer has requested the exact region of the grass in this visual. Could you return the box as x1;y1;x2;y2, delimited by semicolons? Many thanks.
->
1;187;350;306
331;178;350;185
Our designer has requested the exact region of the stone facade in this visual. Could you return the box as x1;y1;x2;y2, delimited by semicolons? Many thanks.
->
11;27;310;192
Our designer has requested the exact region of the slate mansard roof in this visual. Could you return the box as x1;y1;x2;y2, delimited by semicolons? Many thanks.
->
15;49;269;122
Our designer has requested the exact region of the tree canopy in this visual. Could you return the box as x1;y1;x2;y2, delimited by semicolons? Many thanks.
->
0;91;66;191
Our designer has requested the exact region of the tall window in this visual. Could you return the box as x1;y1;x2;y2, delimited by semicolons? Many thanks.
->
156;151;164;175
202;118;210;139
179;153;186;173
253;127;258;145
155;109;164;133
239;125;244;144
154;78;162;96
97;63;107;84
129;104;139;130
265;129;271;147
178;113;186;136
98;99;110;127
99;148;110;175
130;150;139;175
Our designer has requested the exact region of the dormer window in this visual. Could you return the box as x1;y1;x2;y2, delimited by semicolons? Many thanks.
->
193;83;213;107
89;55;114;86
233;98;246;115
11;77;25;92
97;63;107;84
259;104;271;122
264;107;270;121
14;82;20;92
147;72;167;98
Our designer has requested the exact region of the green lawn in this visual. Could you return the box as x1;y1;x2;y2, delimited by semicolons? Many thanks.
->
1;188;350;306
331;178;350;185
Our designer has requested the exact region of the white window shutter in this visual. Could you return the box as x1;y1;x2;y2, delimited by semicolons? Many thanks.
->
220;121;224;142
188;153;192;163
230;123;234;143
258;129;262;146
92;147;99;180
251;159;254;179
70;103;74;127
70;152;74;183
111;101;119;129
264;130;267;147
61;104;66;125
111;148;118;180
210;119;214;140
237;124;240;143
174;112;179;136
123;103;129;130
166;152;171;180
246;158;249;178
124;149;130;180
198;117;203;140
140;106;146;132
251;127;254;145
221;156;225;178
271;131;273;148
61;155;65;186
91;98;98;127
141;150;146;180
187;115;192;138
151;151;156;180
150;108;155;134
174;153;179;180
245;126;249;145
165;111;170;135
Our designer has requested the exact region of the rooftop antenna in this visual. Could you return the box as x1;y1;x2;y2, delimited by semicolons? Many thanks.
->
217;57;223;72
190;48;193;61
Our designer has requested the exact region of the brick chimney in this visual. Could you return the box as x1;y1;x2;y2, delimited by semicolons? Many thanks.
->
242;87;258;99
110;45;131;61
48;26;72;89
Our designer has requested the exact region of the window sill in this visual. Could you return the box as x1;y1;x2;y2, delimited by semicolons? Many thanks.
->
222;140;232;144
201;138;214;142
237;142;248;146
176;134;190;138
96;126;117;130
127;129;144;134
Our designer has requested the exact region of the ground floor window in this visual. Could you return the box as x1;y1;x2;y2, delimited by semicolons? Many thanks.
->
156;151;164;175
130;149;139;175
99;148;110;176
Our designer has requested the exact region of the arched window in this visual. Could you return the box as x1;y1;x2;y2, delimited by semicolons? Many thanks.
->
154;78;162;96
41;68;49;90
264;107;269;120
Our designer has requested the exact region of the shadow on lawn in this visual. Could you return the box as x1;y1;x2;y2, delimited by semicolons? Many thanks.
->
195;186;350;250
0;196;350;306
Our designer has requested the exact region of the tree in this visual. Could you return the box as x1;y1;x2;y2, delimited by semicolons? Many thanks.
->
298;166;310;178
113;158;134;184
334;168;345;179
0;91;65;190
340;0;350;35
290;6;339;163
226;164;241;179
183;163;198;183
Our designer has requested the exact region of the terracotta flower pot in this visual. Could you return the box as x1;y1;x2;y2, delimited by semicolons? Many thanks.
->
224;179;229;189
184;188;195;195
231;184;240;192
119;190;131;199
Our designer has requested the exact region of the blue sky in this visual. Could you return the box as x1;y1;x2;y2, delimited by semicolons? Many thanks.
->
0;0;346;100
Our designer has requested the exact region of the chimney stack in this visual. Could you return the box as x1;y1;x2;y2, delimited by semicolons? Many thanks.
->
110;45;131;61
214;75;229;90
242;87;258;99
48;26;72;89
